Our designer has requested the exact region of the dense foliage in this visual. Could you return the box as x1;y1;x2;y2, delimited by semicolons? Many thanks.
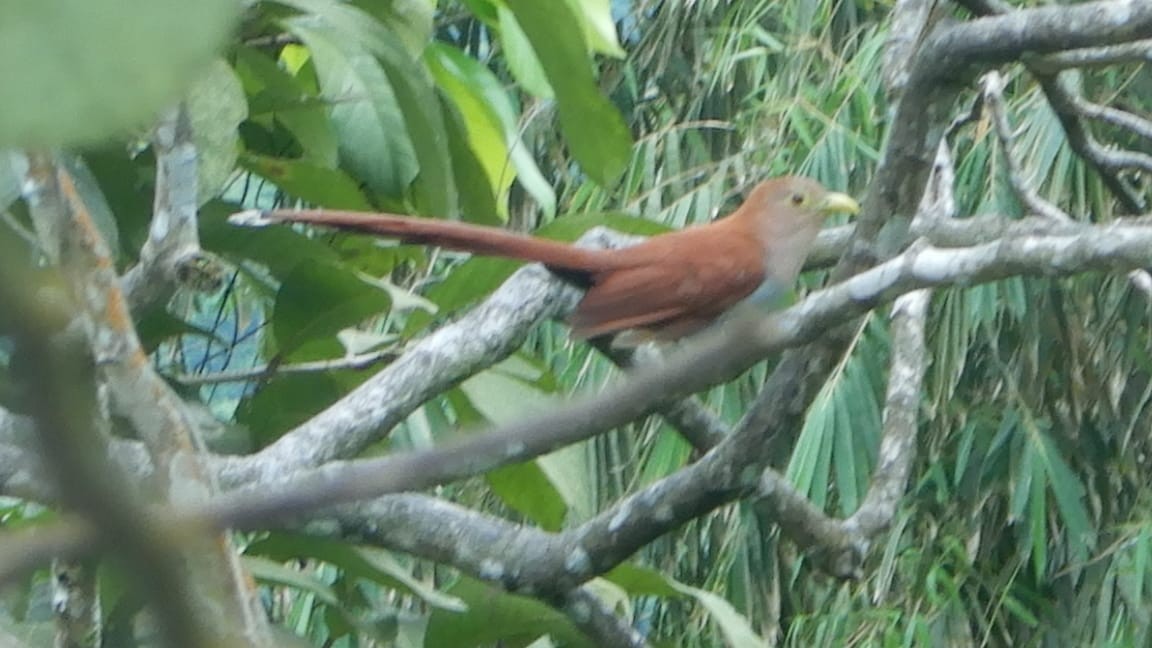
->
1;1;1151;646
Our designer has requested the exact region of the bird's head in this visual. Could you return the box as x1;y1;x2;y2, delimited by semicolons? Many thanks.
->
755;175;859;224
740;175;858;240
734;175;859;281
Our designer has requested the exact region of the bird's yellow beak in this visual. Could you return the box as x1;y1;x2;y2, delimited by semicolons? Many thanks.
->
817;192;860;216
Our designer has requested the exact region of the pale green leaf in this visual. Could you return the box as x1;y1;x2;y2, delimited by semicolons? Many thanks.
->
186;59;247;202
0;0;237;146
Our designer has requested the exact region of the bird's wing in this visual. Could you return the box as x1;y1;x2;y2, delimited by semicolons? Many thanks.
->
569;234;767;339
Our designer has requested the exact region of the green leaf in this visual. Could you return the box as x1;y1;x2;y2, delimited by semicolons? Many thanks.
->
240;152;371;210
458;356;556;425
80;147;156;259
439;95;503;225
367;31;458;218
283;14;418;199
496;5;554;99
279;0;456;217
425;577;593;648
604;563;680;598
249;533;468;612
0;0;237;147
425;44;555;217
606;565;768;647
352;0;435;56
236;372;350;445
272;258;391;357
1036;433;1096;560
244;555;340;606
234;46;340;166
186;59;248;203
427;44;515;221
667;580;770;648
562;0;626;58
199;200;344;278
501;0;631;186
486;461;568;531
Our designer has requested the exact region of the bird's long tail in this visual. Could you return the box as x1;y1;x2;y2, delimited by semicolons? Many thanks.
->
229;209;613;273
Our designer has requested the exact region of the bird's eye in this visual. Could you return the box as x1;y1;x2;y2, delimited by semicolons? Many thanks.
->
790;193;806;206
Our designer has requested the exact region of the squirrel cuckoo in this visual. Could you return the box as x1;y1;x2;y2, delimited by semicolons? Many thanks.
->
229;176;858;341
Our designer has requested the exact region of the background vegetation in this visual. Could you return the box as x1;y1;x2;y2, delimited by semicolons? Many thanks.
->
1;0;1151;646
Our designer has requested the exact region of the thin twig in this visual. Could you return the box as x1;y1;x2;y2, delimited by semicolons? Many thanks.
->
981;71;1073;222
173;348;400;385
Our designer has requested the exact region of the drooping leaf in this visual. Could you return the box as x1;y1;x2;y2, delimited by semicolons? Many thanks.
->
425;577;593;648
271;258;391;357
248;533;468;612
283;14;418;199
240;152;371;210
501;0;631;186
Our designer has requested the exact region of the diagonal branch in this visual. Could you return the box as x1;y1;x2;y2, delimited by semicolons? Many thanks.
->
121;105;225;312
197;220;1152;534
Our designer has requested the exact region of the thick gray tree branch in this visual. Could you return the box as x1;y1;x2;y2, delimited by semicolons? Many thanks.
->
853;0;1152;264
957;0;1152;213
846;290;931;539
1029;38;1152;72
8;216;1152;588
191;220;1152;531
20;152;269;647
121;105;224;312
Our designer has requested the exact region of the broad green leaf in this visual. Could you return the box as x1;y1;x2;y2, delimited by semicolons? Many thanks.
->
427;46;559;218
537;443;596;522
186;59;248;202
607;564;767;647
284;16;418;199
240;152;371;210
353;0;436;56
368;33;458;218
236;372;350;445
199;201;343;279
486;461;568;531
502;0;631;185
496;5;554;99
271;258;390;357
278;0;456;217
77;147;154;258
273;105;341;168
427;44;516;221
668;581;770;648
439;95;503;225
458;356;556;425
604;563;680;598
0;0;236;146
425;577;593;648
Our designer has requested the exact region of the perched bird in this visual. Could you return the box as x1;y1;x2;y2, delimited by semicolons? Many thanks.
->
229;176;858;341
